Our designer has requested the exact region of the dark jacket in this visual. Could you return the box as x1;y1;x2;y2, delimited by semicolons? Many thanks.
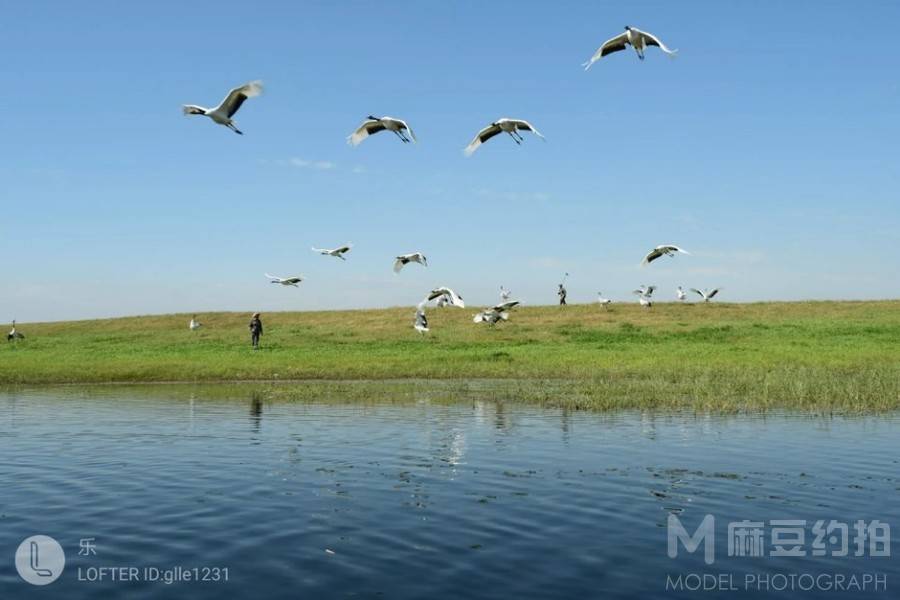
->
249;317;263;335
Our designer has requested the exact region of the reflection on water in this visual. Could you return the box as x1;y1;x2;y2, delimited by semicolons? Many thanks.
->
0;386;898;600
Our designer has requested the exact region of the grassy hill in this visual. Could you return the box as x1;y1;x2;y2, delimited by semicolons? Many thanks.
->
2;301;898;411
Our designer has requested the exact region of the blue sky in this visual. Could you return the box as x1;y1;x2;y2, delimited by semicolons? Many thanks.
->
2;0;898;322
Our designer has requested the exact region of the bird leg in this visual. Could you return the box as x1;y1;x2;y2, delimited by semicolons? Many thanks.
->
393;130;409;143
507;132;521;145
227;122;243;135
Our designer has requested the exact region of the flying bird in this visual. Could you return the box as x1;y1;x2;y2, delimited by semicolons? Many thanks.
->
474;301;520;325
583;26;677;69
633;285;657;298
465;118;545;156
426;287;465;308
266;273;303;287
642;245;690;266
348;116;417;146
500;286;511;302
189;315;202;331
7;320;24;342
414;301;429;334
691;288;722;302
393;252;428;273
312;244;352;260
597;292;612;308
182;80;263;135
676;286;687;302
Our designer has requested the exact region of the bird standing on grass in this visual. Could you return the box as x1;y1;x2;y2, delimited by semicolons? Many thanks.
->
597;292;612;308
266;273;303;287
182;80;263;135
676;286;687;301
500;286;511;302
312;244;353;260
583;26;677;68
641;245;690;266
348;116;417;146
465;118;545;156
691;288;722;302
7;320;24;342
189;315;202;330
394;253;428;273
414;301;429;334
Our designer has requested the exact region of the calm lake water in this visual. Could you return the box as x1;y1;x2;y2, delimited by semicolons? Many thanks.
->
1;386;898;599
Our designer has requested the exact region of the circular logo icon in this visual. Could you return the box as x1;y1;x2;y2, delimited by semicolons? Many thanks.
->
15;535;65;586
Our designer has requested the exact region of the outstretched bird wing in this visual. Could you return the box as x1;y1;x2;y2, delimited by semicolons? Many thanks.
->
642;248;663;265
393;257;407;273
708;288;720;298
348;119;386;146
583;32;629;70
216;81;263;118
494;301;520;311
635;28;678;55
464;123;502;156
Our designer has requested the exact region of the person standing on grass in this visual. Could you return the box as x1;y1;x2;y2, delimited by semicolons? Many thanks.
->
249;313;263;349
558;283;567;306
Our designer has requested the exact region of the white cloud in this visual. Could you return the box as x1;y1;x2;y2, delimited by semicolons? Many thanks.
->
288;157;336;170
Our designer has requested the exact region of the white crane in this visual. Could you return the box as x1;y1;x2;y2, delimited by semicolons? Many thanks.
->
691;288;722;302
641;245;690;266
393;252;428;273
425;287;465;308
465;118;545;156
189;315;202;331
265;273;303;287
676;286;687;302
414;300;429;334
182;80;263;135
7;320;24;341
500;286;511;302
633;285;656;308
633;285;656;297
583;26;677;69
312;244;352;260
474;301;520;324
348;116;416;146
597;292;612;308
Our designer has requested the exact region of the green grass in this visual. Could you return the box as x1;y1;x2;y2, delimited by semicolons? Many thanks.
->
2;301;899;411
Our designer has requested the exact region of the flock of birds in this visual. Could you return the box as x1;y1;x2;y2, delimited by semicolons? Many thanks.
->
7;25;723;342
177;240;719;337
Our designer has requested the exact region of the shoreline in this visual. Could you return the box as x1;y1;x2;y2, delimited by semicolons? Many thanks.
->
3;301;898;412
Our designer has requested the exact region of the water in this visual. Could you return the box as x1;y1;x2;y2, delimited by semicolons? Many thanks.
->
1;387;898;599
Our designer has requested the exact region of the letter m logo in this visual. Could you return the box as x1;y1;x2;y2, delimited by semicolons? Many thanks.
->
668;514;715;565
